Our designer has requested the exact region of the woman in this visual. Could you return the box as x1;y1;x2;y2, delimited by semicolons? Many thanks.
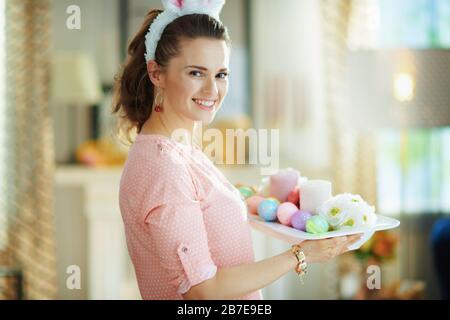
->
113;1;361;300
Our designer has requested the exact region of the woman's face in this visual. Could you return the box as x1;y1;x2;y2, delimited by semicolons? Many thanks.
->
162;37;230;125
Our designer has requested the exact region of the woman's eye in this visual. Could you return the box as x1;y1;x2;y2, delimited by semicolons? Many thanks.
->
217;72;229;79
190;71;203;77
190;70;228;79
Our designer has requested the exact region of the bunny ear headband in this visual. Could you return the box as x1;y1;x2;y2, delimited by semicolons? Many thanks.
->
144;0;226;62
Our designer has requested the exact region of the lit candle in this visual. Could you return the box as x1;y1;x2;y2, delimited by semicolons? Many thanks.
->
299;180;332;214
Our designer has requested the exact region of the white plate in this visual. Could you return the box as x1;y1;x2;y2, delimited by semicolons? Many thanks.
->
248;214;400;250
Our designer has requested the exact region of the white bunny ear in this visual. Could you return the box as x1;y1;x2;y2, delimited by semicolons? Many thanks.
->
162;0;225;18
197;0;225;18
161;0;185;12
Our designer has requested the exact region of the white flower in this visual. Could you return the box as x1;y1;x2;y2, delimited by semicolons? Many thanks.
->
318;198;349;229
318;193;377;230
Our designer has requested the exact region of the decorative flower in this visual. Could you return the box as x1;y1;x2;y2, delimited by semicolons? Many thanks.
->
318;193;377;230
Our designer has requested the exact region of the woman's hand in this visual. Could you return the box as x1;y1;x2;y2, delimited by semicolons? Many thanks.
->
298;234;363;263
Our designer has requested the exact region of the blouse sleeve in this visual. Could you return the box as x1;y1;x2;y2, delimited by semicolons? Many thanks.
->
141;150;217;295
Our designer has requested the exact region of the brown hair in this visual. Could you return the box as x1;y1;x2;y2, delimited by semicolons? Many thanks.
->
112;10;231;144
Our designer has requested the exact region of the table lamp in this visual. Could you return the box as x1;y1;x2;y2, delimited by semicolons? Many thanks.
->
50;52;103;163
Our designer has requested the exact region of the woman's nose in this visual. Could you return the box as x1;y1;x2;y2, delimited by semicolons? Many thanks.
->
203;77;218;95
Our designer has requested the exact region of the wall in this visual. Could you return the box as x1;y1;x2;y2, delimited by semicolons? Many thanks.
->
52;0;120;85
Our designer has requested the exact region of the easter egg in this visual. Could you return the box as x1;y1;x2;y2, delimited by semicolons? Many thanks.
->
257;198;279;221
276;202;298;226
291;210;313;231
305;215;329;234
287;186;300;206
238;186;255;200
246;195;265;215
266;197;280;205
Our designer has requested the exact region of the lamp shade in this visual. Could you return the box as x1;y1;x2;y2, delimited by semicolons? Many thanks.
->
51;52;103;106
341;49;450;130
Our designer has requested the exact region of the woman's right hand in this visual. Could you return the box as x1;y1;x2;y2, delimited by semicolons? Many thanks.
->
297;234;363;263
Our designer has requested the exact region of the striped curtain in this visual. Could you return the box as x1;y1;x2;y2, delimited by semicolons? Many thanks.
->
0;0;57;299
322;0;378;206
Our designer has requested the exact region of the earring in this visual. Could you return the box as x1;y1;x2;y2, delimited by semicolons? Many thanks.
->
154;91;164;112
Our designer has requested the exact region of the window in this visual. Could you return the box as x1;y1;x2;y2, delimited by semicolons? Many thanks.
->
374;0;450;214
377;129;450;214
378;0;450;48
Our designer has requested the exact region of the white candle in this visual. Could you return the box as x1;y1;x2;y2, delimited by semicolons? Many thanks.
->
299;180;332;214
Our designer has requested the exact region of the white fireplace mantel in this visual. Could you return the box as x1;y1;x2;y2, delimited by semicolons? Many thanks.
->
54;165;140;300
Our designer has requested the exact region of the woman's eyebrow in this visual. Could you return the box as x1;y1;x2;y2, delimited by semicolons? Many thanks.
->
185;65;229;72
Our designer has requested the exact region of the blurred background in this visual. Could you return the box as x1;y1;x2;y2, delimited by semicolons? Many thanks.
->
0;0;449;300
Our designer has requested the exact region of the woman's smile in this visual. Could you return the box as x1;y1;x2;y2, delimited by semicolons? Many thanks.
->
192;98;217;112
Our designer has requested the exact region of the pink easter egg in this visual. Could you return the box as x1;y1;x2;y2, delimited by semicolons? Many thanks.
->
245;195;265;215
276;202;299;226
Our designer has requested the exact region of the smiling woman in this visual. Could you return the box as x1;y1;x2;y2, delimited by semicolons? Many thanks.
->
112;6;232;144
185;62;230;112
113;0;359;301
144;36;231;128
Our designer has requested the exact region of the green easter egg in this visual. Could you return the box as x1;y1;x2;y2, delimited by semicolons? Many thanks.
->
306;215;329;234
238;186;255;199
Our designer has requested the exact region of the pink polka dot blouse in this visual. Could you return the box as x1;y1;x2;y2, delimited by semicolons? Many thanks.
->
119;133;263;300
